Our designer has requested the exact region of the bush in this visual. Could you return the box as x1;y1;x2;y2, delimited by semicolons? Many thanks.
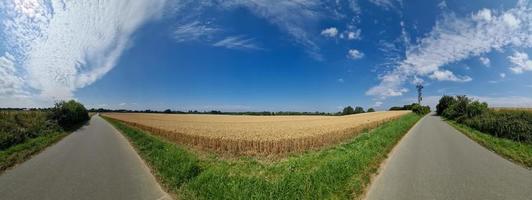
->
411;103;431;115
354;106;365;114
436;95;456;115
51;100;89;129
436;95;531;144
367;108;375;112
0;111;60;150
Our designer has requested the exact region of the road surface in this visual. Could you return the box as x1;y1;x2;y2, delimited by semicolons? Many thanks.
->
0;115;171;200
366;113;532;200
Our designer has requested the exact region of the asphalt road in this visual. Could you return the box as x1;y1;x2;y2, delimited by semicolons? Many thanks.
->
366;113;532;200
0;115;171;200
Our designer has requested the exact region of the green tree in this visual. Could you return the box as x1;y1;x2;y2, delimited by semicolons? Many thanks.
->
436;95;456;115
342;106;355;115
354;106;365;114
51;100;89;129
367;108;375;112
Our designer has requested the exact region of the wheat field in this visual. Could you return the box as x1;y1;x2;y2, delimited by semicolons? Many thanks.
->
103;111;410;155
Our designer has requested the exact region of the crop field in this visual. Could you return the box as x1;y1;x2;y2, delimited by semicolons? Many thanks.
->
103;111;410;155
491;107;532;112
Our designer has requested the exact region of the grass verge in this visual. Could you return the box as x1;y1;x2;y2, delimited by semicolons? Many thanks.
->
104;113;421;199
0;132;67;173
447;120;532;168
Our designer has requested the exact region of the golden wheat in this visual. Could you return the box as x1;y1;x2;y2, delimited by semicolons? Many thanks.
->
103;111;410;155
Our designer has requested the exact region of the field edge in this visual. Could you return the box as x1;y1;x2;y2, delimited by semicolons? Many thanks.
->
103;113;422;199
446;120;532;168
0;132;67;174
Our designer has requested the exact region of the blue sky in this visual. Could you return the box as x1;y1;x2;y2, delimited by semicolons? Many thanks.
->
1;0;531;112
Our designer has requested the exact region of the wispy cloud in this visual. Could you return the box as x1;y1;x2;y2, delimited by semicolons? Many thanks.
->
0;0;167;106
213;35;262;50
369;0;400;10
508;51;532;74
174;20;220;42
372;101;383;107
367;1;532;99
218;0;332;60
428;70;472;82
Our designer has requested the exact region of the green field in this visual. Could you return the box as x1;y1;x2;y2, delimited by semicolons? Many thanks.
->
104;113;421;199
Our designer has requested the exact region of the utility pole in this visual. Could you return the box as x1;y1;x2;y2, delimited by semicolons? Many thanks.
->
416;84;423;104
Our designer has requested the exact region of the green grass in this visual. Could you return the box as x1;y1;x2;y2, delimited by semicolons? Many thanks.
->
0;132;67;172
104;113;421;199
447;120;532;168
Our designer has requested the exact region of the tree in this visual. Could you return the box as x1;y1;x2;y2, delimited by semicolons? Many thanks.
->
342;106;355;115
354;106;365;114
367;108;375;112
164;109;172;113
436;95;456;115
51;100;89;129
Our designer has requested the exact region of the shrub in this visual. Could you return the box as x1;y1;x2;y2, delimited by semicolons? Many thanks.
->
437;95;531;144
411;103;431;115
0;111;60;150
367;108;375;112
51;100;89;129
436;95;456;115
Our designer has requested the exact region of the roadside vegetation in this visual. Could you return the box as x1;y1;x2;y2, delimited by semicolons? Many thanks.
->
389;103;431;115
104;113;421;199
436;95;532;167
0;100;89;172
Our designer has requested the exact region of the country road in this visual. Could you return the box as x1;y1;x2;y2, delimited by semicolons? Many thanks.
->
366;113;532;200
0;115;170;200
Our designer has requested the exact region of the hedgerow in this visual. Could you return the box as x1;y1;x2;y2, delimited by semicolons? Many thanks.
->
436;95;531;144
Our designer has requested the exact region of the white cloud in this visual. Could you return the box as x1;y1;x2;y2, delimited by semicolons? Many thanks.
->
119;102;127;106
500;73;506;78
347;30;361;40
347;49;364;60
321;27;338;37
502;13;520;28
479;56;490;67
337;78;344;83
174;21;219;42
428;70;472;82
472;8;492;22
367;2;532;99
372;101;383;107
213;35;261;50
0;52;27;97
0;0;167;106
508;51;532;74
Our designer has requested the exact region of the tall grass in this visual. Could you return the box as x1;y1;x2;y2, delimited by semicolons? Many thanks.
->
0;111;60;150
104;113;421;199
